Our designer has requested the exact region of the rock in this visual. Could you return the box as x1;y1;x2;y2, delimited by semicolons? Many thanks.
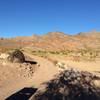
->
29;69;100;100
56;62;68;72
0;53;9;60
7;49;25;63
92;80;100;88
2;62;6;66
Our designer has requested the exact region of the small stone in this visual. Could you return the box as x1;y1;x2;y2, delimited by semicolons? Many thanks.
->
2;62;6;66
92;80;100;88
77;77;81;81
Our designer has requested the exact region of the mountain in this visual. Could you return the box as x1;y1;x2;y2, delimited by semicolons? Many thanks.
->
0;31;100;52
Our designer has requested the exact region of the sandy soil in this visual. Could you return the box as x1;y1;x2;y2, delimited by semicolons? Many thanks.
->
47;55;100;76
0;52;100;100
0;53;59;100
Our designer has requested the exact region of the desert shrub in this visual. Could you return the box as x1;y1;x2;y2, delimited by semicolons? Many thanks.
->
61;51;68;55
7;49;25;63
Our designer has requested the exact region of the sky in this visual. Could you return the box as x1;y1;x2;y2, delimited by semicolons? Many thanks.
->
0;0;100;37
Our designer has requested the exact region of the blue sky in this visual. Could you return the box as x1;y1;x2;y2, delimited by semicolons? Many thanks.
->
0;0;100;37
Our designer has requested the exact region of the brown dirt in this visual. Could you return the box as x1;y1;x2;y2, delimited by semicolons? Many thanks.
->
0;52;100;100
0;52;59;100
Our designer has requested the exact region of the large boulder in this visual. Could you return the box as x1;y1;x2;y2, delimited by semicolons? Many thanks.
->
7;49;25;63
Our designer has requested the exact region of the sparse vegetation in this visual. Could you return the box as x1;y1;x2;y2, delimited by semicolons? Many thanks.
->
31;50;100;62
0;32;100;99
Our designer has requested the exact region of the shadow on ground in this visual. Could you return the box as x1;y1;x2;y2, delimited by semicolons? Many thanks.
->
25;60;37;64
6;87;37;100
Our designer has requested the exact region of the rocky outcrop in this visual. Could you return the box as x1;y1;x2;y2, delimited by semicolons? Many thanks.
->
29;69;100;100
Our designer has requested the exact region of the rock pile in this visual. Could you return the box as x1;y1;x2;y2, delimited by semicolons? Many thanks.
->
0;53;9;60
18;63;35;78
30;69;100;100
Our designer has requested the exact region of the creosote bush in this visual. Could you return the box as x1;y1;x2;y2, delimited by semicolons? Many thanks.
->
7;49;25;63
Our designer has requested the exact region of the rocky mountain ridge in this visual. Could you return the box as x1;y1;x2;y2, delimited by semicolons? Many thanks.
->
0;32;100;52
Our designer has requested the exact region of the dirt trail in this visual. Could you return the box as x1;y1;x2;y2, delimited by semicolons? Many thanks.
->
24;52;59;87
0;52;100;100
0;52;59;100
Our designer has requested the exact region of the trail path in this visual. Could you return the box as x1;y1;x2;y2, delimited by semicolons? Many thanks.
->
0;52;59;100
0;52;100;100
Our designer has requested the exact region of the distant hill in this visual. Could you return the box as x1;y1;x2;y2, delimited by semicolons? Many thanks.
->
0;31;100;52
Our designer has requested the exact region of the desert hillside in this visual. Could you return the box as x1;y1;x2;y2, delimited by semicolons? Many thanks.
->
0;31;100;52
0;32;100;100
